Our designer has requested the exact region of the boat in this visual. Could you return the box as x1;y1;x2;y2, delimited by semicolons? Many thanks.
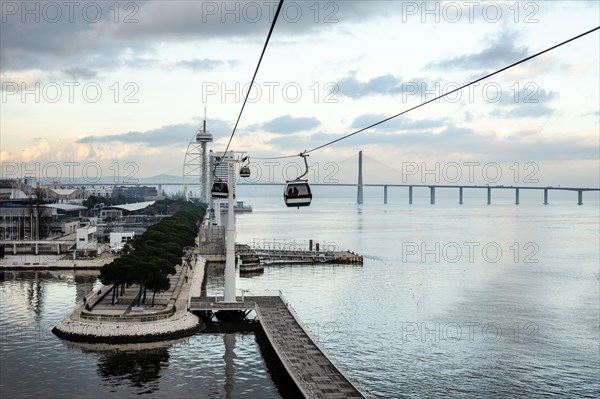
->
238;253;263;273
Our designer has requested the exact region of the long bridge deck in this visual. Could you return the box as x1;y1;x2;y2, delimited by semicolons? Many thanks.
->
189;295;365;399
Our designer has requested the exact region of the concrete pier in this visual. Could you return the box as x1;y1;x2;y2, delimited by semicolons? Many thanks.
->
515;188;520;205
487;187;491;205
544;188;549;205
190;294;365;398
578;190;583;205
384;185;388;204
430;187;435;205
408;186;413;204
459;187;463;205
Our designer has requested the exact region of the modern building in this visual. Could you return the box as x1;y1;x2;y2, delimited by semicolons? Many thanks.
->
76;225;98;254
109;232;135;253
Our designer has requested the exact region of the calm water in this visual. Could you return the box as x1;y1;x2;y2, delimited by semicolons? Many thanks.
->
1;186;599;398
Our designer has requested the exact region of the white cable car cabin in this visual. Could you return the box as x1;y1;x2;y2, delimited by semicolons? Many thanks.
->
284;181;312;207
212;181;229;198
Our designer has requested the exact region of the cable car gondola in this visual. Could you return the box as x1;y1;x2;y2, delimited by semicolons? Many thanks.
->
240;157;251;178
211;180;229;198
284;154;312;208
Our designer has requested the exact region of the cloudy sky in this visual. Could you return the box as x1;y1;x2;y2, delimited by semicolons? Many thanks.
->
1;0;599;186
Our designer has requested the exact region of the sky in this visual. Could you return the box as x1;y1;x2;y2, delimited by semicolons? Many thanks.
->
1;0;599;186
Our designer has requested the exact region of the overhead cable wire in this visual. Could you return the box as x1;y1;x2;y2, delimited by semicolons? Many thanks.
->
220;0;285;160
252;26;599;161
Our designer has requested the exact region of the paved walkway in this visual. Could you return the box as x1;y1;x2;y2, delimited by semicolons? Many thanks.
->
87;253;196;317
190;295;364;399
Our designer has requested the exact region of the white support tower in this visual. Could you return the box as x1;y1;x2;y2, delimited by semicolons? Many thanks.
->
224;160;236;302
183;119;213;202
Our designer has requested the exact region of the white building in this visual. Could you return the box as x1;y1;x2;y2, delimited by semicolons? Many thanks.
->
76;226;97;251
109;232;135;253
85;186;114;198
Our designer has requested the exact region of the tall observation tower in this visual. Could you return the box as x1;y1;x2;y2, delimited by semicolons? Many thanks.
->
183;118;213;202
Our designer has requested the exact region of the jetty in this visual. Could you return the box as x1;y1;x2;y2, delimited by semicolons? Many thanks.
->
236;243;364;265
190;292;365;399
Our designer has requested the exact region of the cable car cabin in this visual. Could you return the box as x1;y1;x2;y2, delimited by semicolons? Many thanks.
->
284;182;312;208
240;166;251;178
211;182;229;198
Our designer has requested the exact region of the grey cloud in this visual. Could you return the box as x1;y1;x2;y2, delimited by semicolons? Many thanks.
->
497;88;558;106
63;67;98;80
176;58;238;71
337;73;404;98
1;1;395;74
261;115;320;134
350;114;448;131
430;32;528;70
267;125;597;162
492;88;558;118
77;119;231;146
492;105;555;119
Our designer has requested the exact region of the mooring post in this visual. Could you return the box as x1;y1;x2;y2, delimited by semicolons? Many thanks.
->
459;187;463;205
430;187;435;205
409;186;413;204
543;188;548;205
515;188;520;205
357;151;363;205
384;185;388;204
487;187;491;205
578;190;583;205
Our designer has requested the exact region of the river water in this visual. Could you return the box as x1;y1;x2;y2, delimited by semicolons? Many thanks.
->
1;186;599;398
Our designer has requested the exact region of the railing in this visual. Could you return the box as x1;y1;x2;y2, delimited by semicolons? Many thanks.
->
77;307;179;323
278;290;373;398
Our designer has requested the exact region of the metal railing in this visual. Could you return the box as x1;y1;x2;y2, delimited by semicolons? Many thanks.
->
277;290;373;398
78;306;177;323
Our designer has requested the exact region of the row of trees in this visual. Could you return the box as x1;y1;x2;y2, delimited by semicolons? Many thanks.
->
98;201;206;307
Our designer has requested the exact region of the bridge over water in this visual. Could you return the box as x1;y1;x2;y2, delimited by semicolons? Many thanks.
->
61;181;599;205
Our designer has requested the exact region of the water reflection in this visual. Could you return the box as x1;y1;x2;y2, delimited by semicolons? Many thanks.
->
65;340;180;395
223;334;236;398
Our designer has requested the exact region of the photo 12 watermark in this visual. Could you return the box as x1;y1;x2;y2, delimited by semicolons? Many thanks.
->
1;1;140;24
399;81;543;105
239;160;339;183
201;81;339;104
397;1;540;24
199;1;339;24
394;321;539;344
397;161;540;184
401;241;540;264
1;161;140;184
1;81;140;104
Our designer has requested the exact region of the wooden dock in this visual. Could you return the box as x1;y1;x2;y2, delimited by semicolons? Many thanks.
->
189;295;365;399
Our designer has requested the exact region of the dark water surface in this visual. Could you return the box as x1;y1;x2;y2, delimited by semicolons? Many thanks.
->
1;186;599;398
